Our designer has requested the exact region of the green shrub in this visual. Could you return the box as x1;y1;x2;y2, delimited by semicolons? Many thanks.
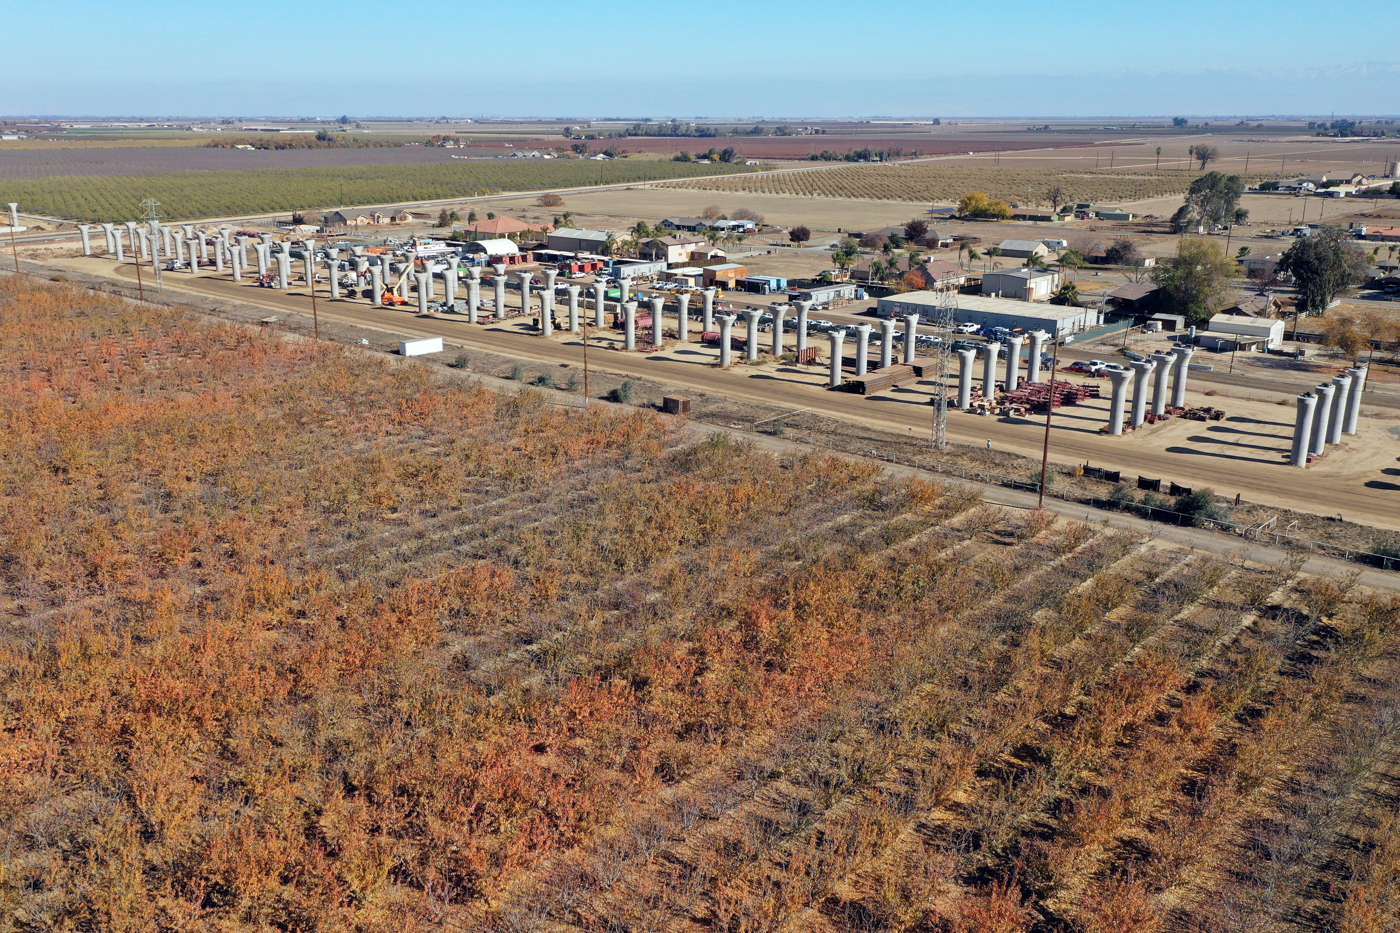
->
1174;488;1230;527
530;373;555;388
607;380;636;404
448;352;470;369
509;364;524;381
1107;485;1135;510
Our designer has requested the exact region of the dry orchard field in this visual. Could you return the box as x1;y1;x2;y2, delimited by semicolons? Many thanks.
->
668;163;1270;207
2;278;1399;932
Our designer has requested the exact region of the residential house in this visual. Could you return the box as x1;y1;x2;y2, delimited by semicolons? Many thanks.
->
661;217;708;233
1105;282;1160;313
639;235;707;264
1221;295;1284;317
995;239;1050;261
1364;226;1400;242
981;268;1060;301
908;260;970;291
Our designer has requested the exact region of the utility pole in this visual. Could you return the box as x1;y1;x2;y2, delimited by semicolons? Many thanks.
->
1037;335;1061;510
1244;151;1250;173
8;221;20;278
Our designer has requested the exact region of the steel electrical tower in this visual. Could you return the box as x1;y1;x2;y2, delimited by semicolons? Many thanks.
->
928;285;957;451
140;199;163;292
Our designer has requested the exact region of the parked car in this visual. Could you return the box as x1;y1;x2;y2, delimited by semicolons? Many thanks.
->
1119;348;1147;361
1065;361;1096;374
954;322;980;334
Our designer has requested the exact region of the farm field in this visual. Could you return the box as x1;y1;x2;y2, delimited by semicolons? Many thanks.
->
667;162;1271;208
3;276;1400;932
0;159;758;222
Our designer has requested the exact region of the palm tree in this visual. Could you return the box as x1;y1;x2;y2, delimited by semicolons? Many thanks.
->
870;258;886;282
1155;146;1162;170
966;247;980;270
603;233;618;257
957;240;968;270
984;246;1002;271
1025;253;1046;270
1058;249;1085;281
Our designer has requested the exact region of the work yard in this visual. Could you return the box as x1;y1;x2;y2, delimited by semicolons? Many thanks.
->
3;276;1398;932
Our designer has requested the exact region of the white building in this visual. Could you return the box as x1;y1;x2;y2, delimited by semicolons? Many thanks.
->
981;268;1060;301
1204;314;1285;349
875;292;1101;337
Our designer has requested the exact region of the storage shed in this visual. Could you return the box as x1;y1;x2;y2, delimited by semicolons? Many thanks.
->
1205;314;1285;349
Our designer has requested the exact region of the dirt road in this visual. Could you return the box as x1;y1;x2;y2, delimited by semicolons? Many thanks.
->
90;257;1400;533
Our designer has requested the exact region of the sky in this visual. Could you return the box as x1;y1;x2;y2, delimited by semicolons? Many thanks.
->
5;0;1397;118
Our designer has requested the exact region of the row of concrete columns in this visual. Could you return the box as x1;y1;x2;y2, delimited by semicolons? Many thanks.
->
1292;365;1366;466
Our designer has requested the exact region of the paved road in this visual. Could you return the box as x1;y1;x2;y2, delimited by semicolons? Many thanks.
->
98;258;1400;534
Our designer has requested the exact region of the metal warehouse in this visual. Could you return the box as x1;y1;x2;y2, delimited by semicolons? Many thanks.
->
875;292;1102;336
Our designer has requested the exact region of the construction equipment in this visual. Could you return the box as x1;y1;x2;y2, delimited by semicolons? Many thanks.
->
254;273;277;288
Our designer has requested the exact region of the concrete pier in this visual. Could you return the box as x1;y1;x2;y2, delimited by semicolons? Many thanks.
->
1171;345;1195;409
415;273;429;315
623;301;638;351
566;285;581;332
677;293;691;342
772;306;787;358
855;323;872;376
517;272;532;318
445;266;458;308
467;276;481;322
78;224;92;255
956;347;977;408
593;281;607;328
1129;359;1155;427
370;268;383;307
1310;382;1335;456
1026;330;1046;384
1106;368;1133;436
880;318;896;370
650;296;665;347
1343;366;1366;435
795;300;811;355
703;288;717;335
981;341;1001;397
1150;352;1173;415
112;228;125;262
1292;392;1318;466
277;254;291;290
1327;372;1351;445
829;329;846;388
1004;334;1023;393
494;272;507;320
718;314;735;368
744;308;761;361
541;289;554;337
903;313;919;364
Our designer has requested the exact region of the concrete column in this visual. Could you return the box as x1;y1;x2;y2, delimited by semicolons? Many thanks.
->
518;271;532;318
238;236;250;267
161;225;173;256
619;278;630;302
1292;392;1318;466
677;293;691;343
112;228;125;262
172;230;185;265
1171;345;1195;409
982;341;1001;397
137;228;150;261
468;277;481;323
829;329;847;388
855;324;872;376
592;281;607;328
541;290;554;337
744;308;761;361
303;254;316;288
100;223;115;253
1310;382;1335;456
1004;335;1024;392
123;221;139;254
543;268;557;294
956;348;977;408
650;295;665;347
1106;369;1133;436
7;203;17;227
903;313;919;364
1327;373;1351;445
79;224;92;255
328;257;341;299
718;314;735;368
795;300;811;355
257;244;270;276
772;306;786;358
196;231;209;262
1129;359;1155;427
567;285;581;332
494;274;507;320
880;318;896;369
1026;330;1047;384
702;288;717;334
277;254;291;290
1150;352;1173;415
623;301;638;351
445;265;458;308
415;273;429;314
212;236;224;272
1343;366;1366;435
354;255;368;276
370;267;383;307
230;245;242;282
259;232;272;246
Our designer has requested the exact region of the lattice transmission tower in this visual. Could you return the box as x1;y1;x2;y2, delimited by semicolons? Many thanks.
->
928;284;958;451
141;199;163;291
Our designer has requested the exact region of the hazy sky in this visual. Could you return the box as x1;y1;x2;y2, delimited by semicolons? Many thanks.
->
7;0;1396;117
